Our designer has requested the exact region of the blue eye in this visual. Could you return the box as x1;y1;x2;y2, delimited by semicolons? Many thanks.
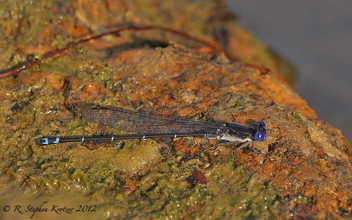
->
257;121;266;129
254;131;266;142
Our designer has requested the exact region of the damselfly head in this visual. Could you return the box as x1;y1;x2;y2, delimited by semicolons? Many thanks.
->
257;121;266;129
254;121;267;142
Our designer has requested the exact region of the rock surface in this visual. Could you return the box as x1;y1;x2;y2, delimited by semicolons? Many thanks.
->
0;0;351;219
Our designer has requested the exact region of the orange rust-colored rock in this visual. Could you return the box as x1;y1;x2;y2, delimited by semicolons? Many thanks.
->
46;74;65;91
0;0;350;219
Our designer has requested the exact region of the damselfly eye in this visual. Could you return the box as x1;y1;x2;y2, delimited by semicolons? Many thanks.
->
257;121;266;129
254;131;266;142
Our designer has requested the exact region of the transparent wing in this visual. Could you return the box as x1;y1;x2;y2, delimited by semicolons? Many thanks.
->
81;106;222;135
